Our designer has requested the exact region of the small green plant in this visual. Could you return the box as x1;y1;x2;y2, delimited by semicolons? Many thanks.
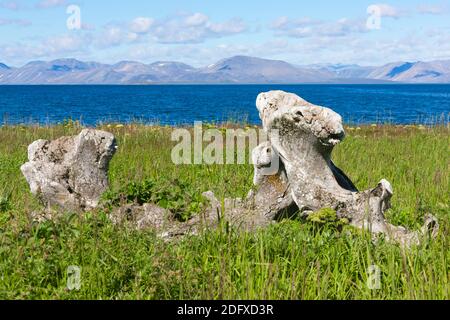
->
0;193;11;213
61;118;82;129
104;177;206;221
307;207;349;231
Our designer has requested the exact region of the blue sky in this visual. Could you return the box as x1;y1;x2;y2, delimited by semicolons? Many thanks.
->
1;0;449;66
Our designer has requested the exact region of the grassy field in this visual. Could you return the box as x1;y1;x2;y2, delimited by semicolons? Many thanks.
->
0;123;448;300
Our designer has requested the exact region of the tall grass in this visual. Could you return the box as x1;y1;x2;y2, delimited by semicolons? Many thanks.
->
0;123;448;299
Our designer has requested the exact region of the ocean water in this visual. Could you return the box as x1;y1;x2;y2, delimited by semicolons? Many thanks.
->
0;84;449;125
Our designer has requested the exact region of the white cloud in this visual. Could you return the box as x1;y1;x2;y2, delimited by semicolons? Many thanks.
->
271;16;317;30
89;13;248;48
417;4;449;15
5;11;242;56
149;13;247;44
0;17;31;26
36;0;66;9
271;16;367;38
0;33;91;64
0;1;22;10
80;23;96;31
43;33;87;53
270;16;289;29
184;13;208;27
208;18;247;34
96;25;138;48
129;17;154;34
372;3;403;18
1;0;68;10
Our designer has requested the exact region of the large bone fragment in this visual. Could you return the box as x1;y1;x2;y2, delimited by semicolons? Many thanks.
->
254;90;438;246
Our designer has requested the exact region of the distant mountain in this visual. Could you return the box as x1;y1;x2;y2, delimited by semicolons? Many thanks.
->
140;61;197;82
150;61;196;75
367;60;450;83
0;59;108;84
307;63;376;79
0;56;449;84
0;62;11;83
181;56;331;83
0;63;10;70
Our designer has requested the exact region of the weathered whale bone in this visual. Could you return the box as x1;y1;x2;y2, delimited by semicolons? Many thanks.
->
248;90;438;246
21;129;117;212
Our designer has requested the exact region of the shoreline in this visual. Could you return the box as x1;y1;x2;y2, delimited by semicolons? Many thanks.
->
1;122;449;128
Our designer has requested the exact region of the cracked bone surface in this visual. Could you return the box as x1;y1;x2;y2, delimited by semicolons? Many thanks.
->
21;129;117;212
246;141;297;221
256;90;438;246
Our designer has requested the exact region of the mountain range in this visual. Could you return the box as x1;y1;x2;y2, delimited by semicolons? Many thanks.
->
1;55;449;84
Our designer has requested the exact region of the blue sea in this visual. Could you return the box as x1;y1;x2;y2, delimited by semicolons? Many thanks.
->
0;84;449;125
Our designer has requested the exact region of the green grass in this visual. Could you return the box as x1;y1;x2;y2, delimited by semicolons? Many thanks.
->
0;123;448;300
